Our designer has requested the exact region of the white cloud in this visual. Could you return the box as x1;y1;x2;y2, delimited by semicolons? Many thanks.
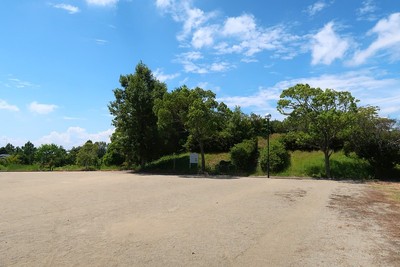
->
223;14;256;37
156;0;215;42
219;70;400;119
157;2;306;70
155;0;172;9
95;39;108;45
357;0;378;21
306;1;327;16
351;13;400;65
175;52;233;74
311;22;349;65
0;99;19;112
6;77;38;88
86;0;118;7
216;14;297;58
175;52;208;74
51;3;80;14
36;127;114;149
153;68;180;82
210;62;231;72
28;101;58;115
192;26;216;49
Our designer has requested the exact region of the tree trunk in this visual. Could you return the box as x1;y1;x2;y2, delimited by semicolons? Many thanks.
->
199;141;205;173
324;150;331;178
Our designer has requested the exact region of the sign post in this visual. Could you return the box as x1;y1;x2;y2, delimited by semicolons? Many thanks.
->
189;153;199;169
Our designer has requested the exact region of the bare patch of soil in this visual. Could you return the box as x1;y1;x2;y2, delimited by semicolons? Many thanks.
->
329;182;400;265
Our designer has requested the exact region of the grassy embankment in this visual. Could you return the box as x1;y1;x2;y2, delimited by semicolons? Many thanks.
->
143;134;379;180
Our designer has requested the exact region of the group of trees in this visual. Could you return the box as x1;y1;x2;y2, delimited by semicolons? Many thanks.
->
0;141;108;170
277;84;400;179
109;62;265;172
109;63;399;179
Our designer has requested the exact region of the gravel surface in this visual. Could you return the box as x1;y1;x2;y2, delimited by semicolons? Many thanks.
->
0;172;398;266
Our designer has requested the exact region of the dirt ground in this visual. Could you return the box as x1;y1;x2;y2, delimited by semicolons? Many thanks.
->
0;172;399;266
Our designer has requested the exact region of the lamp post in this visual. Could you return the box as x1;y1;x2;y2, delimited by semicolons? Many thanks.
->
265;113;271;178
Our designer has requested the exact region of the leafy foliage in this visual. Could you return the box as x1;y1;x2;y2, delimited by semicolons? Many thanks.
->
260;139;291;173
277;84;358;178
344;106;400;179
109;62;167;167
35;144;67;170
76;141;99;170
230;139;258;172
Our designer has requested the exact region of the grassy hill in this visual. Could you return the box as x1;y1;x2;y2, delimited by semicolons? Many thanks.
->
141;135;380;180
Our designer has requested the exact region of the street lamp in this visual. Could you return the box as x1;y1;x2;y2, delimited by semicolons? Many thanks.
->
265;113;272;178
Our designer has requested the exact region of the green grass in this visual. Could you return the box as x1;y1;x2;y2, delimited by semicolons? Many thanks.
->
0;164;41;172
273;150;371;179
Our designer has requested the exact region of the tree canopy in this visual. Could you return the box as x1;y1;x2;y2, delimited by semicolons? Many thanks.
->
277;84;358;178
109;62;167;167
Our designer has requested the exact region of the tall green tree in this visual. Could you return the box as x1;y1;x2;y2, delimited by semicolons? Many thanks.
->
35;144;67;170
109;62;167;167
277;84;358;178
76;141;99;170
21;141;36;165
185;88;220;172
154;85;192;154
155;86;222;172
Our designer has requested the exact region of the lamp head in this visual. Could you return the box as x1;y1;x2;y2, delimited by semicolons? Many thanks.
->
265;113;272;120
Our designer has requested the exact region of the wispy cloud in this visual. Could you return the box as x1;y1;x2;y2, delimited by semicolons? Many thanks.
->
51;3;80;14
357;0;378;21
153;68;180;82
306;1;328;16
95;39;108;45
175;52;234;74
311;22;349;65
3;77;39;89
351;13;400;65
28;101;58;115
0;99;19;112
86;0;119;6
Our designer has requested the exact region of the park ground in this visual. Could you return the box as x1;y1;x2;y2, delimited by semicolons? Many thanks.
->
0;172;399;266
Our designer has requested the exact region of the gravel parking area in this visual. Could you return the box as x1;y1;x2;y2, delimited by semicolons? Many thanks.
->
0;172;398;266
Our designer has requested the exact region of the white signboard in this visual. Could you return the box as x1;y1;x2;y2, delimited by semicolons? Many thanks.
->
190;153;199;164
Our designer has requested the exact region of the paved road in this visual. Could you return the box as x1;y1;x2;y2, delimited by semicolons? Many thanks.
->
0;172;396;266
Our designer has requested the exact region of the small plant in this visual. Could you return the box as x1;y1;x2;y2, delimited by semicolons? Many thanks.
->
260;140;291;173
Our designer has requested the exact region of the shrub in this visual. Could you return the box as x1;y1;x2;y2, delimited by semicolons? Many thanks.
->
260;140;291;173
230;139;258;172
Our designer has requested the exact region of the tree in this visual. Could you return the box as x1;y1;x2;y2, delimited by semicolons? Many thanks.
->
277;84;358;178
66;146;81;165
94;141;107;159
185;88;220;172
3;143;15;154
345;106;400;178
35;144;67;170
76;141;99;170
20;141;36;165
103;138;125;166
154;85;192;154
109;62;167;167
155;86;222;172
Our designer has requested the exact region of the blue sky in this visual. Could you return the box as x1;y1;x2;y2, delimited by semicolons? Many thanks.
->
1;0;399;149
